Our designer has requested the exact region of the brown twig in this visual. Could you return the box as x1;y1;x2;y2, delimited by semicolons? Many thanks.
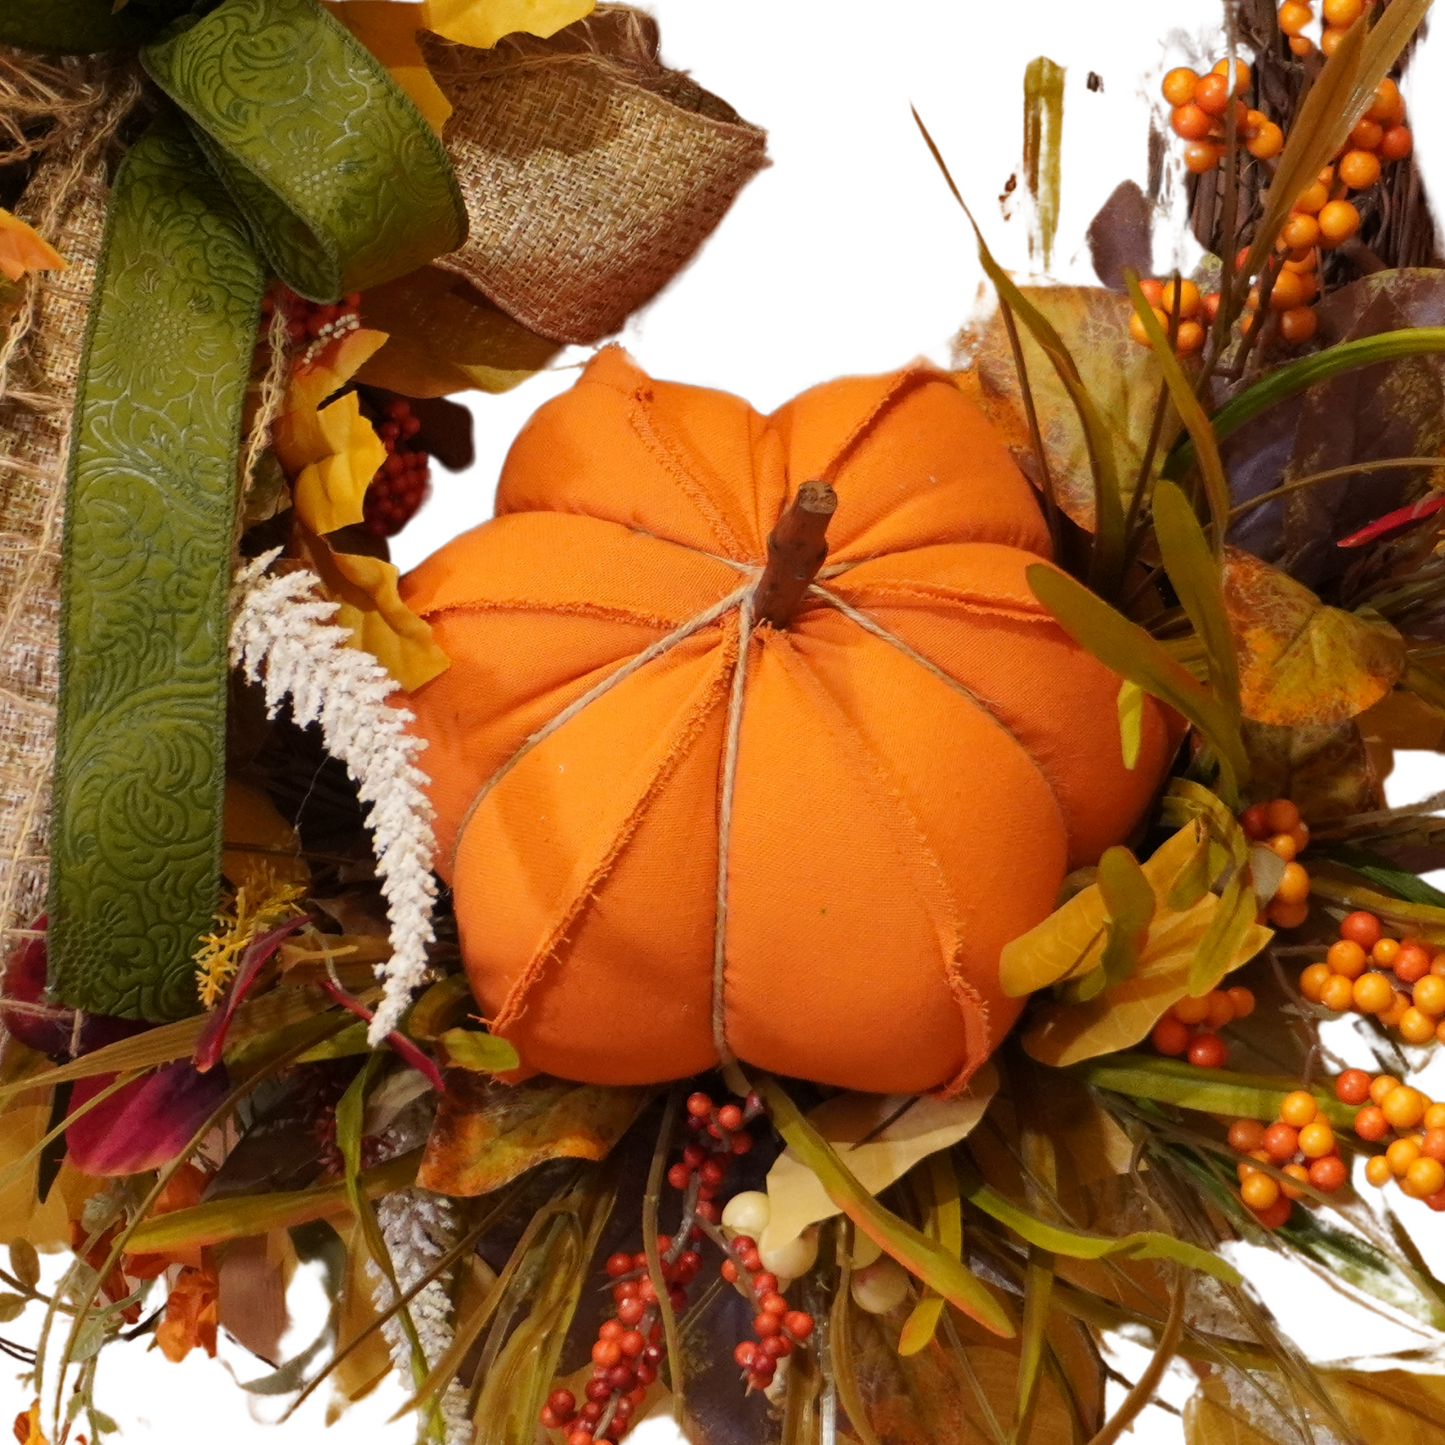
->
753;481;837;629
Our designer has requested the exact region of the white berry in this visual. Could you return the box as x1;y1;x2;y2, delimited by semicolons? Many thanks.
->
850;1257;910;1314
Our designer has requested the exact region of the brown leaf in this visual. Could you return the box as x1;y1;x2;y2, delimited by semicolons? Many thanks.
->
1186;1367;1445;1445
967;285;1164;535
417;1073;647;1196
1242;718;1383;823
1222;548;1405;727
1087;180;1154;293
217;1232;291;1366
357;265;560;398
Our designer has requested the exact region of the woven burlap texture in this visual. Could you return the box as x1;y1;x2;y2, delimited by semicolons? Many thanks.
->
0;56;139;967
421;8;767;346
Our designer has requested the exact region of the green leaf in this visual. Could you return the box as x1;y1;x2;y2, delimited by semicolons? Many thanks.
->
1152;479;1241;721
1122;279;1231;553
757;1076;1015;1338
1319;845;1445;908
1165;329;1445;481
954;1160;1239;1284
1073;1054;1357;1128
1117;680;1144;769
898;1153;963;1357
1160;778;1249;868
1187;872;1258;999
435;1029;521;1074
913;110;1126;596
124;1151;421;1254
1027;563;1248;801
1166;827;1214;912
1097;844;1156;990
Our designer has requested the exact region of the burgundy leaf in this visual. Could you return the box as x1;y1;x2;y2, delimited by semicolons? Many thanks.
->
66;1062;231;1176
194;917;310;1073
1338;491;1445;547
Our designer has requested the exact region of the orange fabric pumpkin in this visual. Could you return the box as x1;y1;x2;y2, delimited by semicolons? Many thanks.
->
402;348;1176;1094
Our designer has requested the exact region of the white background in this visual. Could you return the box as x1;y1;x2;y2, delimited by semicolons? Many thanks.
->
12;0;1445;1440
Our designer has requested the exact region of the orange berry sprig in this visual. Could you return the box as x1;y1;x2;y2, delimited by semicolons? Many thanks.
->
1128;277;1215;356
1339;1069;1445;1210
1151;986;1256;1066
1163;59;1279;179
1298;910;1445;1046
1240;797;1313;928
1227;1088;1347;1230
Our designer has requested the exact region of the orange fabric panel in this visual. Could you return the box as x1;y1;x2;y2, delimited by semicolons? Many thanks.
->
401;347;1178;1093
828;544;1180;865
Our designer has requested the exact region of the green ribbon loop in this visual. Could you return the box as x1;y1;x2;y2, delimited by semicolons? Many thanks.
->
45;0;468;1018
50;111;265;1020
143;0;467;301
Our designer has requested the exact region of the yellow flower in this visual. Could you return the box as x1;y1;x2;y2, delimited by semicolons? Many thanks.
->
0;209;65;282
194;871;308;1008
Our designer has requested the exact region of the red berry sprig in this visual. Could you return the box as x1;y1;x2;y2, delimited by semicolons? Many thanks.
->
260;285;363;359
1151;984;1255;1068
710;1230;815;1394
540;1090;783;1443
364;397;432;538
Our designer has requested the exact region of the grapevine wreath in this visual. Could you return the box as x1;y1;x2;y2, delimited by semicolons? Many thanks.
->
9;0;1445;1442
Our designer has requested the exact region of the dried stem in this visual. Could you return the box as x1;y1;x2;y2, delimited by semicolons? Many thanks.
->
753;481;837;629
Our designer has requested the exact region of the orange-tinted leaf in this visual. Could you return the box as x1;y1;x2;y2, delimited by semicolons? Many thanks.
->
419;0;594;50
221;779;309;891
1222;547;1405;727
272;327;390;475
417;1073;646;1196
0;208;65;281
358;267;560;398
969;286;1164;535
321;1;451;135
1243;718;1382;823
291;523;451;691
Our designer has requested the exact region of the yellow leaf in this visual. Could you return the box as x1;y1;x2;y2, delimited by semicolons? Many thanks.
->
292;523;451;691
13;1404;48;1445
1022;897;1271;1066
322;2;452;135
291;392;388;535
1000;823;1204;997
0;208;65;282
419;0;594;51
1222;547;1406;728
1117;679;1144;769
272;327;390;476
222;779;310;891
760;1064;997;1259
0;1101;71;1250
357;266;561;398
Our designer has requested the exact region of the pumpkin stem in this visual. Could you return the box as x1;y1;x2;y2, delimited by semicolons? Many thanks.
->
753;480;837;628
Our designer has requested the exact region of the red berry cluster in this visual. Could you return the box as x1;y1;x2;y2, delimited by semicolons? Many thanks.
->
719;1234;815;1392
260;285;363;354
1150;985;1256;1068
540;1090;771;1443
363;397;432;538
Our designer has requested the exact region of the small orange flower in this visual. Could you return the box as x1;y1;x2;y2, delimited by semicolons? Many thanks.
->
11;1403;47;1445
0;209;65;282
155;1263;220;1363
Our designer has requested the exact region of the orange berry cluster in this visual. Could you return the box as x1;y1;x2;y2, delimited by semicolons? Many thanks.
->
1228;1088;1345;1229
1151;986;1256;1067
1163;58;1280;177
1129;277;1217;356
1338;1068;1445;1210
1240;797;1313;927
1298;910;1445;1045
1278;0;1370;61
1238;78;1410;347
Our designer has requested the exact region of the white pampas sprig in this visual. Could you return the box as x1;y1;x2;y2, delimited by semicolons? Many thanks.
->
228;551;437;1040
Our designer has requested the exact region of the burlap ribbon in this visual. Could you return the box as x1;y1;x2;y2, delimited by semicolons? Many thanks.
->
422;7;768;345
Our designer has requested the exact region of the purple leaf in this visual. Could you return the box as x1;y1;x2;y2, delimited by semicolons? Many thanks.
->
66;1062;231;1177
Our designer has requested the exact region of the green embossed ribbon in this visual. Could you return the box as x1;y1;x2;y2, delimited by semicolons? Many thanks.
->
43;0;467;1019
50;112;265;1021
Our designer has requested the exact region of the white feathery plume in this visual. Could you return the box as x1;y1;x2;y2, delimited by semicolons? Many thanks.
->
370;1186;472;1445
228;551;437;1040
